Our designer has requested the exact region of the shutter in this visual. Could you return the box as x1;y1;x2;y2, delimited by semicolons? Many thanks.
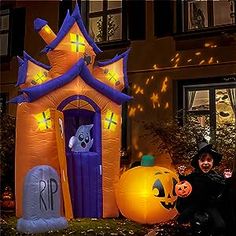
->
11;8;26;56
127;0;146;40
154;0;174;37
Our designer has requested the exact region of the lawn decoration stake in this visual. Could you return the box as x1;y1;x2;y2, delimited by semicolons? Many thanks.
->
10;3;132;222
115;155;179;224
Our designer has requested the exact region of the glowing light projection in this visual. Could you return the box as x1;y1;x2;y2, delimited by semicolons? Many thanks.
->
208;57;213;64
70;33;85;53
150;92;160;109
34;109;52;131
161;77;168;93
128;107;136;117
153;64;159;69
165;102;169;109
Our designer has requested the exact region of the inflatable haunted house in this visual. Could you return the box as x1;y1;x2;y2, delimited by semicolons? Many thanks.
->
10;4;132;219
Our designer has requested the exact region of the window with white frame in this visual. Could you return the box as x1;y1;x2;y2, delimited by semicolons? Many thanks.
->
184;83;236;142
0;9;10;57
87;0;124;43
183;0;236;31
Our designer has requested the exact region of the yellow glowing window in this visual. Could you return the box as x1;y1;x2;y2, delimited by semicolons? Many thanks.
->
31;71;47;85
70;33;85;53
44;25;51;34
34;109;52;131
104;111;118;131
105;70;119;85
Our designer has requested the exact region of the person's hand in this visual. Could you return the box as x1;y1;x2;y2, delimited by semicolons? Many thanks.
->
223;168;232;179
178;165;186;175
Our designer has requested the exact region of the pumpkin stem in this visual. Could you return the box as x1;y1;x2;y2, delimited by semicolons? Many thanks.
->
141;155;155;166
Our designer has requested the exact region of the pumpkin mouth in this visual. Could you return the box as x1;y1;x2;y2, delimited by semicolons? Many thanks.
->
160;201;176;210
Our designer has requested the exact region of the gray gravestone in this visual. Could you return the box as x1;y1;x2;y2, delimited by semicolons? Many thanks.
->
17;165;68;233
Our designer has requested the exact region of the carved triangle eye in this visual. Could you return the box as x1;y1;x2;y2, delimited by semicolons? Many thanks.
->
153;179;165;197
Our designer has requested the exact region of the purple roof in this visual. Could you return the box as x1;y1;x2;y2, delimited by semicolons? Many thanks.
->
10;58;132;105
34;18;48;32
96;49;131;88
16;51;51;87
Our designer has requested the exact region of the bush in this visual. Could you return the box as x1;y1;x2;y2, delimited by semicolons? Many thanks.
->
0;114;16;195
143;118;235;171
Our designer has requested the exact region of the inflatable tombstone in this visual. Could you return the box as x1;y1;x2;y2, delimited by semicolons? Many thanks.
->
17;165;68;234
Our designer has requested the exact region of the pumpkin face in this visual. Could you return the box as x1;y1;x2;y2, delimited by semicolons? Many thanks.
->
116;165;179;224
152;170;178;210
175;180;192;198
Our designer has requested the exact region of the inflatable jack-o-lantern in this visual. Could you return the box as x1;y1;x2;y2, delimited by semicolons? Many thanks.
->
115;155;179;224
175;180;192;198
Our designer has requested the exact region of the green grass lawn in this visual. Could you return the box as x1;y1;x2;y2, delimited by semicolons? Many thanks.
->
0;215;151;236
0;212;191;236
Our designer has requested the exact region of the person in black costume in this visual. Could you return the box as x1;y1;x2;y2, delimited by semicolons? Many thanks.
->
176;140;226;236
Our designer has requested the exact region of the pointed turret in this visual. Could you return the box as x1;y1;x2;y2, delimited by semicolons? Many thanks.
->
34;18;56;44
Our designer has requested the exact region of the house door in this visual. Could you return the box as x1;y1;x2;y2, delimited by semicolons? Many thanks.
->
57;95;102;218
54;109;73;219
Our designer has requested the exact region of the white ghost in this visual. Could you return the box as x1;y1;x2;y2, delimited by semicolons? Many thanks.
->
68;124;94;152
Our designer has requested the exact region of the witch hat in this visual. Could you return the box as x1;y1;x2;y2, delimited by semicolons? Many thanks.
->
191;139;222;168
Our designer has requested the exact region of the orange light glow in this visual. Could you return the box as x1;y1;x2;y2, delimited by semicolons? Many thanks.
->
151;76;154;80
195;52;201;56
135;86;144;95
208;57;213;64
187;59;192;63
161;77;168;93
138;152;143;158
175;53;179;58
137;104;143;112
176;58;180;63
165;102;169;109
145;78;150;85
150;93;159;109
199;60;205;65
129;107;136;117
153;64;158;69
204;43;211;47
174;64;178;68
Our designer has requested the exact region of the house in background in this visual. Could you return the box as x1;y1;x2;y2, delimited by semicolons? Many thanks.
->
1;0;236;168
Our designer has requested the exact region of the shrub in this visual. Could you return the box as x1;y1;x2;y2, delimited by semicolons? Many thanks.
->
0;114;16;195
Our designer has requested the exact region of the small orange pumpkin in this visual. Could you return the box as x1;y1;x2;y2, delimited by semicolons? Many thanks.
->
175;180;192;198
1;186;15;209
